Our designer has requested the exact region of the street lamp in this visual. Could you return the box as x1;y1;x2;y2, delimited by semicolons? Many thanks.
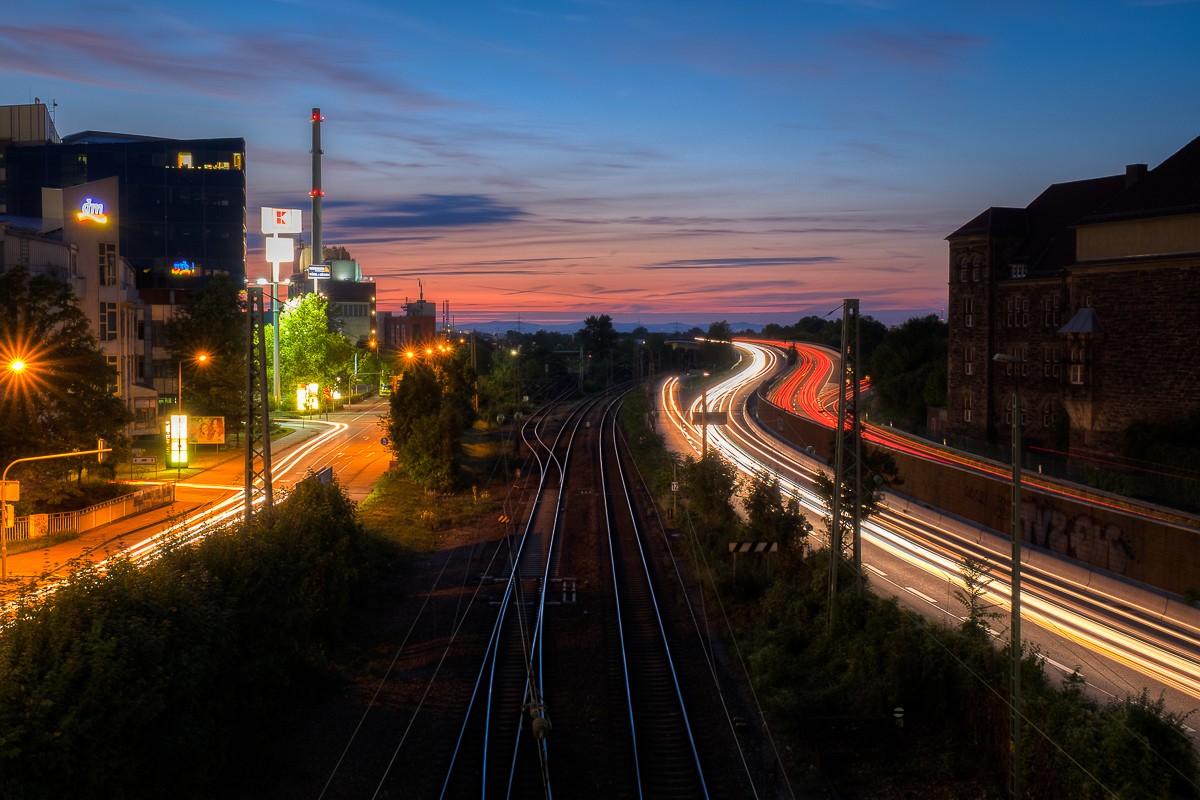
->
178;352;210;415
993;352;1023;800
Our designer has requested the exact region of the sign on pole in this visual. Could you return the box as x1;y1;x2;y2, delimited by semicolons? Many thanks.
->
261;207;302;234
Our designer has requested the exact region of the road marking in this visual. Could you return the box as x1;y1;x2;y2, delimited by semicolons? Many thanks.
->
905;587;938;605
865;564;887;578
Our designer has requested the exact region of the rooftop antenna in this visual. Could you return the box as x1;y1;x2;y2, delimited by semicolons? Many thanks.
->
418;278;424;301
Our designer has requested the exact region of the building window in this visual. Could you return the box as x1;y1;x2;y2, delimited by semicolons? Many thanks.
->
1004;395;1024;426
178;152;193;168
1069;364;1085;385
1043;345;1061;377
1020;297;1030;327
1011;263;1027;278
106;355;119;395
1005;298;1014;327
963;395;973;423
99;243;117;285
964;345;975;376
1042;402;1057;429
1042;293;1062;327
100;302;118;341
963;297;975;328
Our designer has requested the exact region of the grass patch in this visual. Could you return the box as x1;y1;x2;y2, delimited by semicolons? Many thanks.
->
4;529;80;556
357;470;499;556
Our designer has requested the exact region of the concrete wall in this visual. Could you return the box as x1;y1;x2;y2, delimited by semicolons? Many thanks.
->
756;396;1200;597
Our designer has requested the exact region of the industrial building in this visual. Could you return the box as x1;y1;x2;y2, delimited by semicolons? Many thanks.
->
945;134;1200;468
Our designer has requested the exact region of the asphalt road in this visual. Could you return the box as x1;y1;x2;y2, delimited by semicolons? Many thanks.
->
1;397;392;601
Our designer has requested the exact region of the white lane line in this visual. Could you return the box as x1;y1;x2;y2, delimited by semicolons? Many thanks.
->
905;587;939;605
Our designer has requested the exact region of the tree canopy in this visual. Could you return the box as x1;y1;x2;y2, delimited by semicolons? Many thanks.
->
272;293;355;406
0;266;131;485
165;275;247;427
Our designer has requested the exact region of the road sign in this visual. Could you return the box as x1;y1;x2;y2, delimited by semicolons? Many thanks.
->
728;541;778;553
671;481;679;492
380;437;389;446
1;480;18;502
133;457;157;465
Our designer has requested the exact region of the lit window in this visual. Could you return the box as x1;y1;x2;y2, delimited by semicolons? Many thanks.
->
178;152;193;168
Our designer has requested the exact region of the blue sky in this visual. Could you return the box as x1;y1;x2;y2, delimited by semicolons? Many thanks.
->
4;0;1198;329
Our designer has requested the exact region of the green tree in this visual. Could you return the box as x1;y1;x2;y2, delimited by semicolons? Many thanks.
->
953;555;1000;636
579;314;619;389
166;275;247;429
274;293;355;406
744;470;810;551
680;452;740;546
867;314;948;429
579;313;618;359
699;320;737;371
0;266;132;485
813;443;901;562
385;349;476;491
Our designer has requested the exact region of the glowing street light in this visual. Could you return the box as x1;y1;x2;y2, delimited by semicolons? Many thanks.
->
7;359;25;374
177;352;211;415
172;353;211;469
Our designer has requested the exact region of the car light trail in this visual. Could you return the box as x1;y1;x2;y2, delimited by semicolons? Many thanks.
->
2;419;350;617
661;341;1200;703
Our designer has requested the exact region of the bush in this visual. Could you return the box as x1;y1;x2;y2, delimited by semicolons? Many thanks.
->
0;479;370;799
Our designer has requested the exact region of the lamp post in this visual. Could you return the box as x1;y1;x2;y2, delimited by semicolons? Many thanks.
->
993;352;1022;800
178;352;210;415
176;353;210;470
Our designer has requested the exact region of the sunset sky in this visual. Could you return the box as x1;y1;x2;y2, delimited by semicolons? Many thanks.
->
4;0;1199;330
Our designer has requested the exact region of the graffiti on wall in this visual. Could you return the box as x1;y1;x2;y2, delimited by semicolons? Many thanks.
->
1023;499;1133;575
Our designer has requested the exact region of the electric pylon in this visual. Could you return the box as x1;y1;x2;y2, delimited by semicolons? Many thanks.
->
245;286;273;520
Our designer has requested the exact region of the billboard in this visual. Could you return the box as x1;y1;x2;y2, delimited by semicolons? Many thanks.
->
167;415;188;466
261;207;302;233
188;416;226;444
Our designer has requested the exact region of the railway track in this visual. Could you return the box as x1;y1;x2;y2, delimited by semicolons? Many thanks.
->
320;388;772;799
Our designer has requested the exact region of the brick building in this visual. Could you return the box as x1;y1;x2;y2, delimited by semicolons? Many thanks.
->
946;135;1200;464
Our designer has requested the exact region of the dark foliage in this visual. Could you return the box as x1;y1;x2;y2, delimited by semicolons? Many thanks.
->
0;479;370;800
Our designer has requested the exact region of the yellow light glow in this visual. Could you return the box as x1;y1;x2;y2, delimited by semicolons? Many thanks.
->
8;360;24;373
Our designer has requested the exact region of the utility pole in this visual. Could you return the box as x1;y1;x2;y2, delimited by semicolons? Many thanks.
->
994;353;1023;800
828;299;862;626
245;287;273;520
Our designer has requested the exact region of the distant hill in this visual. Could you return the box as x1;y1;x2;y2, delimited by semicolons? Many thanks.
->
458;319;767;336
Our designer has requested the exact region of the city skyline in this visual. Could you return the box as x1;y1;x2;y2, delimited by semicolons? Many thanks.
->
3;0;1199;328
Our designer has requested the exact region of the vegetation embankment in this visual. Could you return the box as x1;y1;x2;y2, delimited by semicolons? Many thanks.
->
619;385;1199;800
0;479;385;798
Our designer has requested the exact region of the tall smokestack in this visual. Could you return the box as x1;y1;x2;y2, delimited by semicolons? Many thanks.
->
310;108;324;269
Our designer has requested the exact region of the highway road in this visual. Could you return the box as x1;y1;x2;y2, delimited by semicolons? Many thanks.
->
658;341;1200;738
1;397;392;603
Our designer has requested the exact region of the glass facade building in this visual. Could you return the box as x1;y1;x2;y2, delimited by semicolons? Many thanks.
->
4;132;246;288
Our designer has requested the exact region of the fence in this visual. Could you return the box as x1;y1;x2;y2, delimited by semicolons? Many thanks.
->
7;484;176;542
